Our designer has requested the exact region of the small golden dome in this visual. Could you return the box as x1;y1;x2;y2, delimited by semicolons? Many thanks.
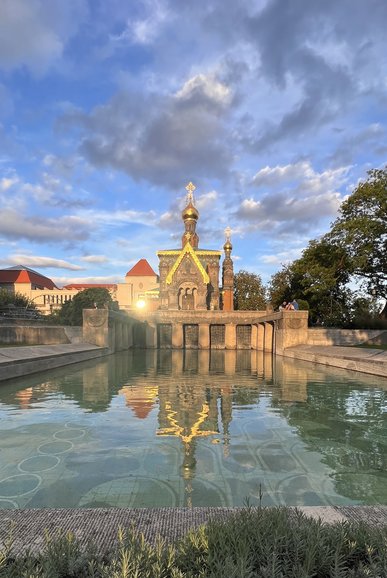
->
223;239;232;251
182;202;199;221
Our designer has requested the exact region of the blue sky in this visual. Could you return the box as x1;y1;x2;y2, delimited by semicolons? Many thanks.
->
0;0;387;287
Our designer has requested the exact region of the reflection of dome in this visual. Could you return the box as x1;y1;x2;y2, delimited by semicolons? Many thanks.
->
223;240;232;251
182;202;199;221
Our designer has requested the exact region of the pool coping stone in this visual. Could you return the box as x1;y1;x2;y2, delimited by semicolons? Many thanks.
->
0;343;109;382
0;506;386;554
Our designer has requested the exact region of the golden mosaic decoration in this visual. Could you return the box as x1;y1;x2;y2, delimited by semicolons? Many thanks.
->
165;242;210;285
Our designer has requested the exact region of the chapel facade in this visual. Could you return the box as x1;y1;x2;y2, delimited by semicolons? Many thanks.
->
157;183;234;311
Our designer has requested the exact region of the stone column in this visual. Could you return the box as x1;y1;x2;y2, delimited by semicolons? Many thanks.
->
146;323;157;348
115;323;123;351
199;323;210;349
122;323;129;350
225;324;236;349
251;350;257;373
127;323;133;348
264;322;273;352
251;324;258;350
172;323;183;348
257;323;264;351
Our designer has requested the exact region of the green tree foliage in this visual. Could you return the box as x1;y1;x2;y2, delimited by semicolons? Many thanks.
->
329;167;387;316
233;270;266;310
291;237;352;325
268;265;297;310
268;238;352;324
0;289;36;309
50;287;114;326
268;167;387;325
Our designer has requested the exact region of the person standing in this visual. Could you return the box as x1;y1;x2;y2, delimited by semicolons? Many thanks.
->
292;299;299;310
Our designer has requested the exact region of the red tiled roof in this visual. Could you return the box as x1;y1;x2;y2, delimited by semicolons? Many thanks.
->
126;259;157;277
0;267;57;289
62;283;117;290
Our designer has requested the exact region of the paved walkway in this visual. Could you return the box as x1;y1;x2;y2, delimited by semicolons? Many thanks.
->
0;343;108;382
1;506;387;553
283;344;387;378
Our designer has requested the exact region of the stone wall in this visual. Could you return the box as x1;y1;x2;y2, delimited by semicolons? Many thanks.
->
307;328;386;346
0;325;82;345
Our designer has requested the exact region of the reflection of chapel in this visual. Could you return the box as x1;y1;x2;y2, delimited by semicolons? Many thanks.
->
157;183;234;311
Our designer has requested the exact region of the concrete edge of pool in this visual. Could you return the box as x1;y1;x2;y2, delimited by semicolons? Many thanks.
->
0;343;109;382
283;344;387;378
1;507;387;553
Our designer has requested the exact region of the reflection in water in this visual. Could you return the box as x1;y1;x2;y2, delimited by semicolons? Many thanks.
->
0;350;387;509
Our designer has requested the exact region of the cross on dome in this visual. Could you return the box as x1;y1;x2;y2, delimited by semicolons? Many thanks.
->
185;181;196;204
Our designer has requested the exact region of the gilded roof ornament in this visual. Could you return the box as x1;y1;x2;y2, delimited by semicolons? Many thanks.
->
185;181;196;198
165;241;210;285
224;226;233;251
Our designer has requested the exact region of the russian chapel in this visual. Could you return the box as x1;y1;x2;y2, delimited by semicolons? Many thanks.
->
157;183;234;311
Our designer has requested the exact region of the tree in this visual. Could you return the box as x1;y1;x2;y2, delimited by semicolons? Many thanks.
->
268;265;297;310
0;289;36;309
233;270;266;310
51;287;114;326
329;167;387;316
268;237;352;325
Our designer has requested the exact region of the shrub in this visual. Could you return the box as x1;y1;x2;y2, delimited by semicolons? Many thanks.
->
1;508;387;577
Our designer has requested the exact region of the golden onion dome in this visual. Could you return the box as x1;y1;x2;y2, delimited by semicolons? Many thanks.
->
223;239;233;251
182;202;199;221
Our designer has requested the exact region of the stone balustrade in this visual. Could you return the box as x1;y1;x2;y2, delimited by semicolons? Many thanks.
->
83;309;309;354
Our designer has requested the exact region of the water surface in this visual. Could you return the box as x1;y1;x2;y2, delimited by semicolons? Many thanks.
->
0;350;386;508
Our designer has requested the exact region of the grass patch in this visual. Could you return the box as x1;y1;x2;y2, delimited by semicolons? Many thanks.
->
1;508;387;577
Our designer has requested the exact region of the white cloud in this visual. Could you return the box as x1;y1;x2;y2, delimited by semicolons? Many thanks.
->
261;247;303;266
0;175;19;191
54;275;122;287
110;0;169;46
77;208;157;227
252;161;349;192
80;255;109;264
176;74;232;107
0;209;90;243
0;0;88;74
5;254;84;270
66;72;233;187
236;161;349;236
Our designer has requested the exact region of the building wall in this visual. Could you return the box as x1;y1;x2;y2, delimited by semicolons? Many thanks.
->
122;274;159;309
4;276;159;315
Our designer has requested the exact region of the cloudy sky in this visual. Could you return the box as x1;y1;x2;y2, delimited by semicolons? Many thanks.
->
0;0;386;287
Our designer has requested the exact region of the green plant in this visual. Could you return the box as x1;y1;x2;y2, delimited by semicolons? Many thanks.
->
1;509;387;577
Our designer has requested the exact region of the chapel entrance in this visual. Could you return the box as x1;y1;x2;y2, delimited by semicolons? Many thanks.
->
178;286;197;310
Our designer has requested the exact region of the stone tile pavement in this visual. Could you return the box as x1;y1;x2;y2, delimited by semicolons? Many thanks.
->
1;507;387;554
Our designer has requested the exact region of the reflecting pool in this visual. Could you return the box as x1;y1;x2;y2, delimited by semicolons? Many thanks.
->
0;349;387;509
